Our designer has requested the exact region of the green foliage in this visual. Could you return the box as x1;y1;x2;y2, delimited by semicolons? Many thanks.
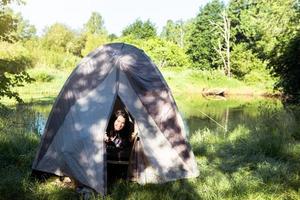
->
0;8;17;42
160;19;193;49
11;12;36;41
115;37;190;68
228;0;299;58
186;0;225;69
269;30;300;103
81;33;109;57
142;38;190;68
225;0;300;92
161;20;178;43
0;41;33;102
32;72;54;83
24;40;80;70
0;6;36;42
65;33;86;57
41;50;80;70
108;33;118;41
41;23;76;52
230;43;268;79
122;19;157;39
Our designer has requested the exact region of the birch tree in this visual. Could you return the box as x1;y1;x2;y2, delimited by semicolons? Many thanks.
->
212;10;231;77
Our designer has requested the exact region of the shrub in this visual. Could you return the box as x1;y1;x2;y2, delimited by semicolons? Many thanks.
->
231;43;269;80
32;72;54;82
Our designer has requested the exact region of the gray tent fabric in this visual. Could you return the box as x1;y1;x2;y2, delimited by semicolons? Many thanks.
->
32;43;199;194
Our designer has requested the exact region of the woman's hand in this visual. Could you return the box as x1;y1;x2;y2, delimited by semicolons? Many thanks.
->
104;134;109;142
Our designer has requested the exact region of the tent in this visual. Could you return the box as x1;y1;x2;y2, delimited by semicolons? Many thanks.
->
32;43;199;195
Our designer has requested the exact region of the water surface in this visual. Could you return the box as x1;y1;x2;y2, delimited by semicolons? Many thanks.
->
1;96;298;138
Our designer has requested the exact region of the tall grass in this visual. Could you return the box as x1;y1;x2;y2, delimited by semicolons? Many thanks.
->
0;104;78;200
189;107;300;200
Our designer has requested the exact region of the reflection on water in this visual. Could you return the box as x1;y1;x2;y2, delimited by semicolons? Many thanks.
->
0;96;299;138
34;113;47;134
179;96;289;136
0;103;50;135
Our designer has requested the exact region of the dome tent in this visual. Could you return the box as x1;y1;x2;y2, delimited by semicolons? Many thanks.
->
32;43;199;195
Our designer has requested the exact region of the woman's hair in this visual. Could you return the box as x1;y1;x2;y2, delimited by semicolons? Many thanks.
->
107;109;130;138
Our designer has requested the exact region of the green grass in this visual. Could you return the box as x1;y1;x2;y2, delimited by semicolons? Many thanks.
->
160;67;276;98
0;66;70;105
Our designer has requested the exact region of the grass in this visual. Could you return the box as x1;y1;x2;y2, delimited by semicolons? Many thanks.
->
0;66;70;105
0;100;299;199
160;67;276;98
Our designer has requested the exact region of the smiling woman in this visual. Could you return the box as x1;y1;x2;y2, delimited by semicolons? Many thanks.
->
105;107;134;185
105;109;131;152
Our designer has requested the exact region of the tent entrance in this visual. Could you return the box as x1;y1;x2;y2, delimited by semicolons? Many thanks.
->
105;96;137;183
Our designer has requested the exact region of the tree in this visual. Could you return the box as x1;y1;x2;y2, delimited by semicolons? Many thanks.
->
84;12;107;35
161;20;185;47
228;0;299;58
42;23;76;52
161;19;195;50
142;38;190;68
224;0;300;83
13;13;36;40
122;19;157;39
230;43;268;80
0;4;36;42
0;0;33;102
0;45;33;102
269;30;300;103
0;8;18;41
212;10;231;76
186;0;225;69
66;33;86;57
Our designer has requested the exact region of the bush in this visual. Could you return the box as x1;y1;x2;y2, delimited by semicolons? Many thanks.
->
231;43;269;80
28;47;80;70
32;72;54;82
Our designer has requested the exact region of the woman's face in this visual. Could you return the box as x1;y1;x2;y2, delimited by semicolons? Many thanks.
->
114;115;126;131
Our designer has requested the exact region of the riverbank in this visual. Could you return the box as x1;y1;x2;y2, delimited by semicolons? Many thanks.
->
0;67;277;105
160;67;277;97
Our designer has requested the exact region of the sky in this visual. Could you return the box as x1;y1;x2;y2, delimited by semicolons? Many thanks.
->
11;0;212;36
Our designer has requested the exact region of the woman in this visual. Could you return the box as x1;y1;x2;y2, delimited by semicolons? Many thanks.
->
105;109;131;160
105;109;132;184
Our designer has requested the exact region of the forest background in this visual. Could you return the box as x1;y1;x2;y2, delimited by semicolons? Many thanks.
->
1;0;300;104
